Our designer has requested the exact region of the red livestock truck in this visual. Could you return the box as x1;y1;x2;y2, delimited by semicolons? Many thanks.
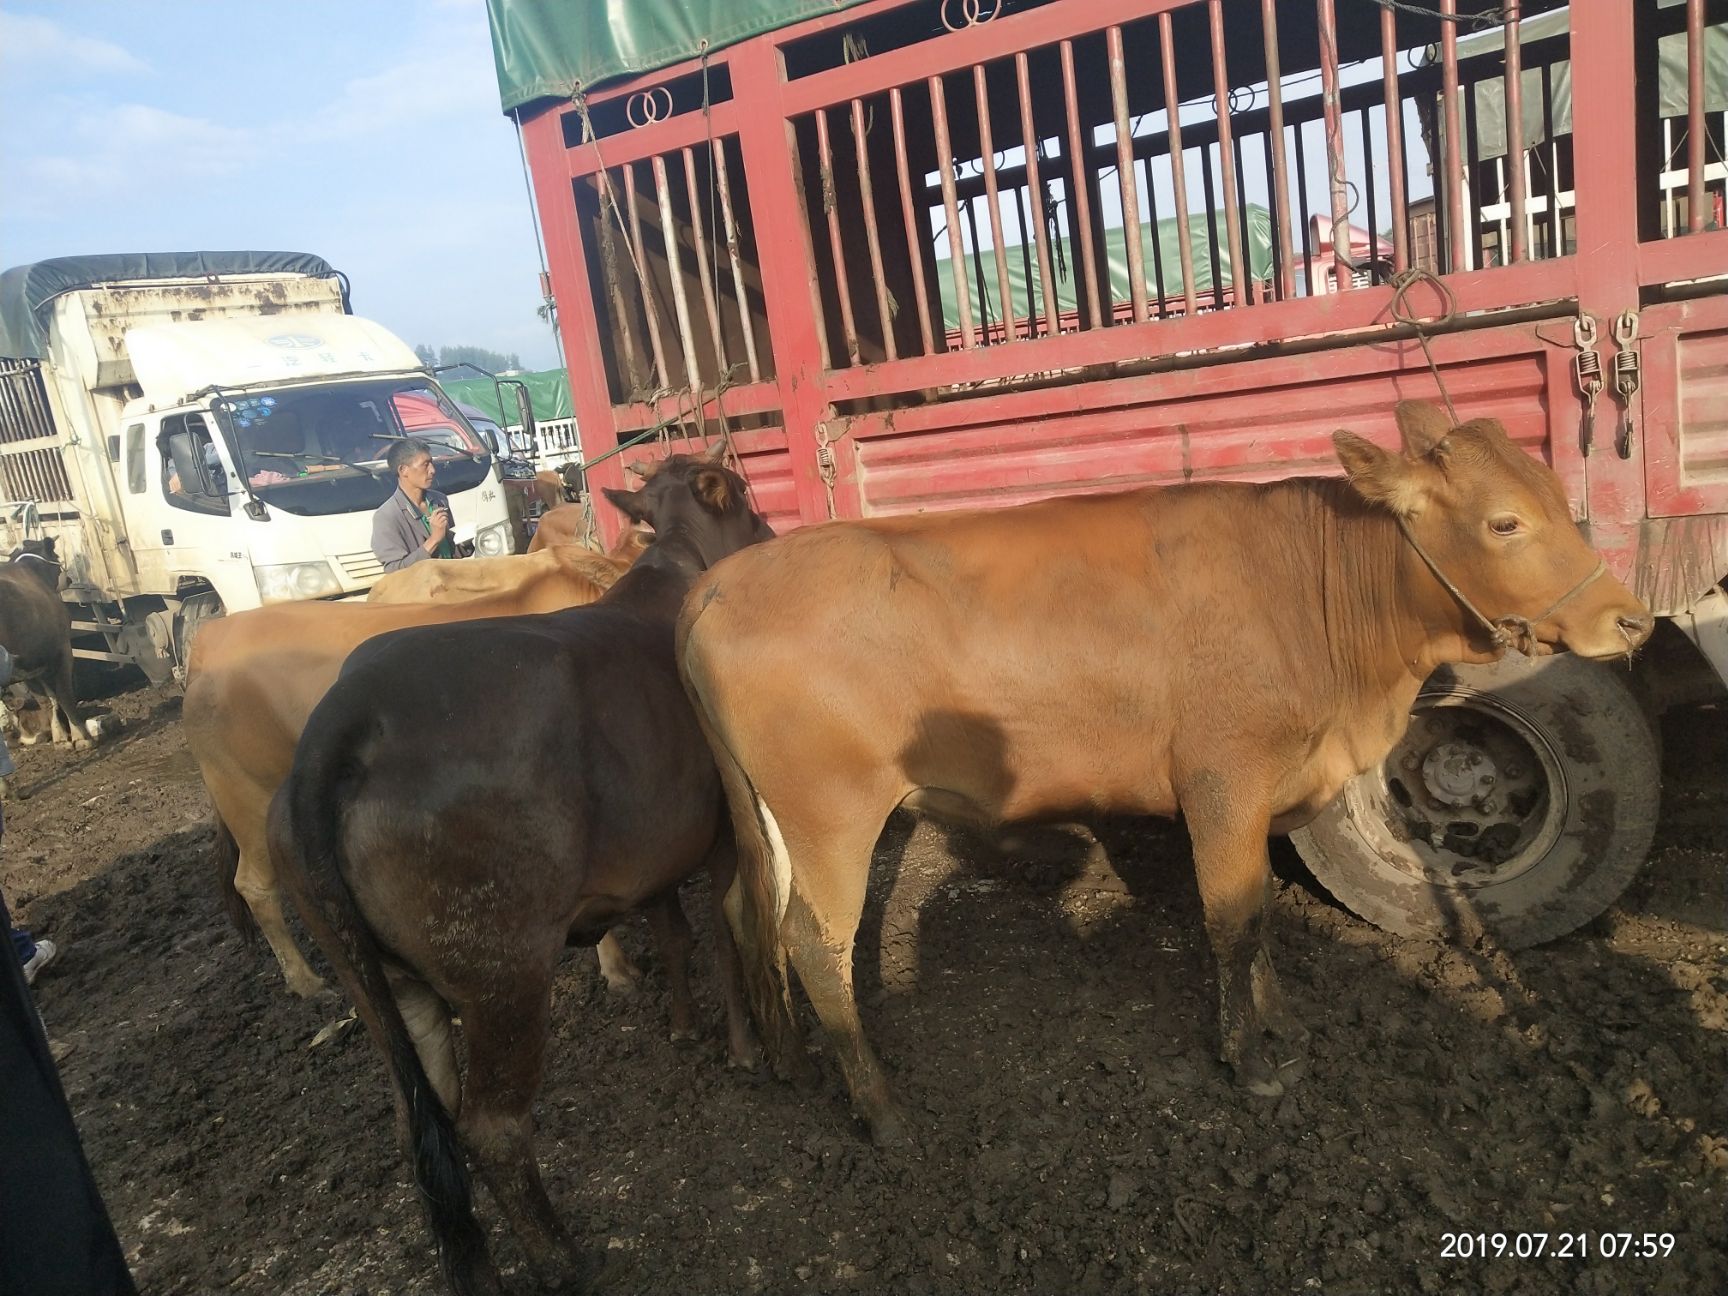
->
489;0;1727;946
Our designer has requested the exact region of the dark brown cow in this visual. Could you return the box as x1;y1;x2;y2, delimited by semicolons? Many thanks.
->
0;540;94;753
678;403;1653;1146
268;447;773;1295
186;539;644;999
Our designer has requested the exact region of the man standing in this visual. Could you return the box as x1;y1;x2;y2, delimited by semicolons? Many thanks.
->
371;438;455;573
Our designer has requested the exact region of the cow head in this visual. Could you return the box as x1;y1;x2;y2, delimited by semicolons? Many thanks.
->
10;537;66;593
1334;401;1652;660
602;442;774;567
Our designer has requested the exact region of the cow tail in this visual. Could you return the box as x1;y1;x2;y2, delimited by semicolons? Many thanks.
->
276;700;492;1296
210;805;257;943
677;614;802;1080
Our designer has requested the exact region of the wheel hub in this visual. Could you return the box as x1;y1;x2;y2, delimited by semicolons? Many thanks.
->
1361;695;1568;888
1421;740;1497;807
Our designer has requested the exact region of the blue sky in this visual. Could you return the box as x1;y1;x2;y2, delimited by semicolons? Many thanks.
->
0;1;561;369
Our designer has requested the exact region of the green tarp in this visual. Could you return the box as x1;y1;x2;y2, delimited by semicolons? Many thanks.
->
443;368;573;424
934;206;1278;333
1457;5;1727;162
487;0;874;113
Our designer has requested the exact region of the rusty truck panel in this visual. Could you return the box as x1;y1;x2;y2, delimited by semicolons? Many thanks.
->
517;0;1727;614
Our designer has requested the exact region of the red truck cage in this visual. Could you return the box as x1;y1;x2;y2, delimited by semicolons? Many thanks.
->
499;0;1728;944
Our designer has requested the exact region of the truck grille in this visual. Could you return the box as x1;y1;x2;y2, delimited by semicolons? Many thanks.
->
335;551;384;584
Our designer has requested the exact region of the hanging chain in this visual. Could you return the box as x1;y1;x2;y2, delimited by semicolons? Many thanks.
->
814;425;839;518
1611;310;1641;461
1571;313;1603;457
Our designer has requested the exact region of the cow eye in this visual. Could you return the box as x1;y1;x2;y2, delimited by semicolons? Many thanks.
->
1488;516;1522;536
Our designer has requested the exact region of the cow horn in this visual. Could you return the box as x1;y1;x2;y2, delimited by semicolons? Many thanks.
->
626;459;656;480
703;439;728;463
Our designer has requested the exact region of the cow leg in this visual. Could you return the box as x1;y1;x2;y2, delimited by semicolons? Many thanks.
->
644;890;697;1043
594;930;642;995
457;982;590;1290
234;819;326;999
705;836;759;1070
16;682;52;747
388;969;461;1116
44;659;89;750
1183;783;1307;1098
779;829;908;1147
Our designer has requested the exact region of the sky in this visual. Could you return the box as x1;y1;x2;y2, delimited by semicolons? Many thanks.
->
0;0;562;370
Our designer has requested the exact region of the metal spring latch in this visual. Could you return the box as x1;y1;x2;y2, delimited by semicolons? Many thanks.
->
1572;314;1603;456
1612;310;1641;460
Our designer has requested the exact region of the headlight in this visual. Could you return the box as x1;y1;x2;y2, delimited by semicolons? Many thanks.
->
254;561;344;604
474;520;512;557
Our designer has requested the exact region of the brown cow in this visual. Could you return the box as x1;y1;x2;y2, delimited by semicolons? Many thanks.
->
367;529;646;603
525;500;608;553
678;403;1654;1145
530;462;583;512
268;448;771;1294
186;545;638;999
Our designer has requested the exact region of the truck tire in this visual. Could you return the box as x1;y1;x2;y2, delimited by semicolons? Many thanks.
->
172;593;224;681
1289;652;1660;948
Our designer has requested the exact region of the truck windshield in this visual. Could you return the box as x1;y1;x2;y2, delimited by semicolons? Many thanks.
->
214;380;492;517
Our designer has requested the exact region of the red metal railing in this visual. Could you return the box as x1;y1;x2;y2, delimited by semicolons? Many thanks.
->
521;0;1728;548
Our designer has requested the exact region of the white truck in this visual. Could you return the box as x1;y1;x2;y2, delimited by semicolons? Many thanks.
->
0;252;519;683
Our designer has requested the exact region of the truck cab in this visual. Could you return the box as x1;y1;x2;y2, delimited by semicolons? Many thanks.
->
117;314;512;624
0;253;516;683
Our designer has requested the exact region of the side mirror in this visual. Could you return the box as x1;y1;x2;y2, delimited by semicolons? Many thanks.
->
501;379;537;449
162;430;206;494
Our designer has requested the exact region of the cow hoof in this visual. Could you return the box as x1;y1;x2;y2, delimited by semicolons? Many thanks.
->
669;1025;699;1045
727;1040;761;1072
1230;1048;1291;1098
528;1242;601;1293
287;974;329;1000
603;975;642;998
866;1106;912;1149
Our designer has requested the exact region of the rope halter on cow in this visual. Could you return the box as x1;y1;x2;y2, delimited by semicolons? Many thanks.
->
1394;514;1608;655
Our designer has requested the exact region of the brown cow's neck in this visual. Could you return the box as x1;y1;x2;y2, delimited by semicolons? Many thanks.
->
1298;479;1490;702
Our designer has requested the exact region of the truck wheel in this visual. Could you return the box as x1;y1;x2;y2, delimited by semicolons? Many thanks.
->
1289;653;1660;948
172;593;224;681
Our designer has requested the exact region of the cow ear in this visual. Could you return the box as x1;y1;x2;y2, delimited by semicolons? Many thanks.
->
1335;430;1427;516
602;486;656;526
1394;400;1452;459
691;466;735;514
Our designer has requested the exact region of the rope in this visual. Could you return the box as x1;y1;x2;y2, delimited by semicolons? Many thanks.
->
1387;267;1460;425
1366;0;1505;28
568;71;758;509
1397;515;1607;653
697;44;751;496
512;109;565;372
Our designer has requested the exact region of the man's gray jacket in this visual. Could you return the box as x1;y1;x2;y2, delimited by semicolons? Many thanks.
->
371;487;453;573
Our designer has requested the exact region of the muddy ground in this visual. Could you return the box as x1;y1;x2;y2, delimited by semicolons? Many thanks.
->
4;682;1724;1295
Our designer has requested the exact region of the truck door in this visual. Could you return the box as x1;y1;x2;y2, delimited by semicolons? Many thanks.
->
146;412;252;605
119;419;171;592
